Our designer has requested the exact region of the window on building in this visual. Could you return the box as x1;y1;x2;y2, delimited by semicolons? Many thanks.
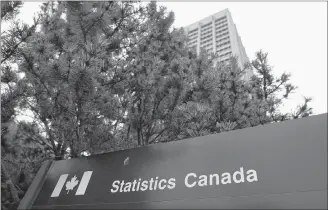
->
216;32;229;39
188;29;198;34
215;16;227;23
201;22;212;29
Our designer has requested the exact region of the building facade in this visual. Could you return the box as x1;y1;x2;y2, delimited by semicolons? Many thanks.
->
184;9;253;80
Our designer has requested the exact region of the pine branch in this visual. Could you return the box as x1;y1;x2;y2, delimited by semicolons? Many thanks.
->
1;14;41;64
1;1;22;20
266;79;285;96
84;2;113;35
148;127;168;144
22;100;57;152
21;53;75;116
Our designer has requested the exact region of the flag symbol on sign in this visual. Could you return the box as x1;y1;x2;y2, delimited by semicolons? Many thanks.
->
65;176;79;194
51;171;93;197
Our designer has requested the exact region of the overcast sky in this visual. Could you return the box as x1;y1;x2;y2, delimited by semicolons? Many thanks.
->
8;2;328;115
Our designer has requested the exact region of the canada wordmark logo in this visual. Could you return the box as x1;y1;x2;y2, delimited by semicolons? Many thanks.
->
51;171;93;197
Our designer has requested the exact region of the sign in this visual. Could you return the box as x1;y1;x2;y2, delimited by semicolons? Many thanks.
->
24;114;327;209
50;171;93;197
51;167;258;196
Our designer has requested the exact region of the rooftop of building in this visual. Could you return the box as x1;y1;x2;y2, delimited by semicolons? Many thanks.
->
184;8;231;31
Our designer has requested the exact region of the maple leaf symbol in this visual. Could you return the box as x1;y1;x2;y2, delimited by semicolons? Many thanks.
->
65;175;79;194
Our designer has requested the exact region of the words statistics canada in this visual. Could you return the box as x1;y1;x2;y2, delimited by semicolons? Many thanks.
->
110;167;258;193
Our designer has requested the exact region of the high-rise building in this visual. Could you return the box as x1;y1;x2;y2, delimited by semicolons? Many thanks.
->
184;9;253;80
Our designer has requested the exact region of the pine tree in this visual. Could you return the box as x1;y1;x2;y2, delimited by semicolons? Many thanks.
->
17;1;146;157
169;52;313;141
1;2;46;209
119;2;195;145
251;50;312;121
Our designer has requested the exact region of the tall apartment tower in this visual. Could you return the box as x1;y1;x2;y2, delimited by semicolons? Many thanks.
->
184;9;253;80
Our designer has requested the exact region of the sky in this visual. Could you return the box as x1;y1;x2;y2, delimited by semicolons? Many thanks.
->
5;1;328;115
